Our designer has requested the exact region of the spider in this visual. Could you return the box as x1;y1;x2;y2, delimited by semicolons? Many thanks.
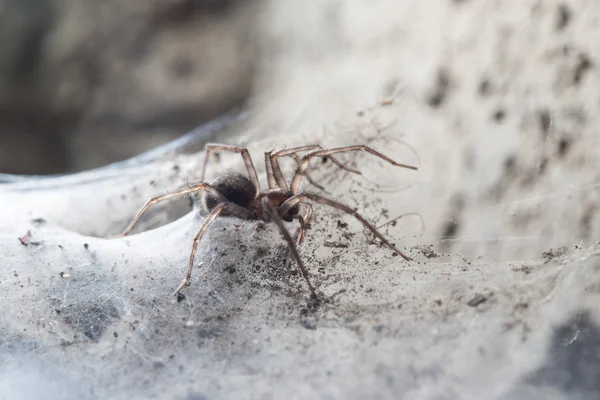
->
111;144;418;300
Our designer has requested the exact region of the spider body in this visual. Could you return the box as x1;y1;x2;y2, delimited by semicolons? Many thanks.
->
204;172;299;221
112;143;418;300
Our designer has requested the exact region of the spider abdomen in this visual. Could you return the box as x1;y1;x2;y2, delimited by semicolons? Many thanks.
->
204;172;257;213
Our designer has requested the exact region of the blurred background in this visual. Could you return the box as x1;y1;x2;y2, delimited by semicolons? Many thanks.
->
0;0;258;174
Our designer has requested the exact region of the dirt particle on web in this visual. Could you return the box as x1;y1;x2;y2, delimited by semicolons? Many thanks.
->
467;294;487;307
18;230;31;246
224;265;236;273
253;247;269;262
512;264;533;274
323;241;349;248
541;246;568;263
514;303;529;311
302;318;317;330
419;245;439;259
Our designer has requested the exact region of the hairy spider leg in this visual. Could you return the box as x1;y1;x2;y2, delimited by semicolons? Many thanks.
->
113;183;226;238
290;145;419;194
279;192;412;261
271;145;360;175
174;201;251;295
293;203;313;245
293;215;307;245
267;145;361;191
261;197;318;299
265;145;324;190
289;153;325;191
200;144;261;196
303;203;313;226
265;144;322;190
264;151;279;189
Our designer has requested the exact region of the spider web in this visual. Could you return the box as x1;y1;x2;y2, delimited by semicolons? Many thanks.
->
3;1;600;396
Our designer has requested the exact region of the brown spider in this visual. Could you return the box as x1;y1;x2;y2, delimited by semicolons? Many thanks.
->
111;144;418;300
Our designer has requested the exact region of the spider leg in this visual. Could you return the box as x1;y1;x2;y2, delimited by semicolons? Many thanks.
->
303;203;313;226
290;145;419;194
268;145;361;191
290;153;325;191
261;197;318;300
174;201;251;295
279;192;412;261
271;145;360;173
112;183;225;238
290;153;361;191
293;203;313;245
264;151;279;189
293;215;307;245
200;144;261;195
266;145;324;190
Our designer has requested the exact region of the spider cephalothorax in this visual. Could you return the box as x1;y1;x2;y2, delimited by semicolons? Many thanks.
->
112;144;418;299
